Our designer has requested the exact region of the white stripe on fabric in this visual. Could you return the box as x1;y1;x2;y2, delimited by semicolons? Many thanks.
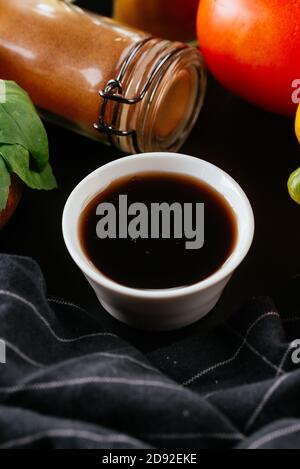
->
183;313;280;386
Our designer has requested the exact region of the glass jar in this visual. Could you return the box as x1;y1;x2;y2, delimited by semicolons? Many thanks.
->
0;0;206;153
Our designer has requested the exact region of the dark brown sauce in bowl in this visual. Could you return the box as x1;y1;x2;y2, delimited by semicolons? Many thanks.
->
79;172;237;290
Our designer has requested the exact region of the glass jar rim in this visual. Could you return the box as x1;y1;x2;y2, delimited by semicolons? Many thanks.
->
95;38;207;154
137;45;207;153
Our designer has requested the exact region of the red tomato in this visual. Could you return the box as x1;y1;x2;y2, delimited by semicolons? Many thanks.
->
197;0;300;116
0;176;23;231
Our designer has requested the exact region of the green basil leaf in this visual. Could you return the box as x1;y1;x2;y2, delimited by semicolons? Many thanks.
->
0;144;57;190
0;80;49;172
0;156;11;211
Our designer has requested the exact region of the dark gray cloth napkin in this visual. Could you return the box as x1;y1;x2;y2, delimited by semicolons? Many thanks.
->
0;254;300;449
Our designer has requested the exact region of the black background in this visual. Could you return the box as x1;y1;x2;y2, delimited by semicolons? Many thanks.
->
1;0;300;350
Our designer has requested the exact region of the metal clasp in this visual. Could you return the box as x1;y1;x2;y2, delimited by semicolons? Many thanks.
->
94;37;187;153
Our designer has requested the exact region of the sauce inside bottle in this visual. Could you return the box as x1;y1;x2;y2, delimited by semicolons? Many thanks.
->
0;0;206;153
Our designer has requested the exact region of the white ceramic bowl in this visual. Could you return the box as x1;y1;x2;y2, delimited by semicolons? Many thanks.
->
62;153;255;331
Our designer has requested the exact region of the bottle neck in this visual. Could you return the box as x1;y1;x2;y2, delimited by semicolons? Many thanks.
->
98;38;207;154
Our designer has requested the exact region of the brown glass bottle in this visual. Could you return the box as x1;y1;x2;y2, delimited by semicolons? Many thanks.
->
0;0;206;153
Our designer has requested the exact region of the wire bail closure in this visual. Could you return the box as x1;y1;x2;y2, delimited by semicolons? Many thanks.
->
94;37;187;153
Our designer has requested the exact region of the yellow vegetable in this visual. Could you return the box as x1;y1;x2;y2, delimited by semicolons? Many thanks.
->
288;105;300;204
113;0;199;42
296;104;300;143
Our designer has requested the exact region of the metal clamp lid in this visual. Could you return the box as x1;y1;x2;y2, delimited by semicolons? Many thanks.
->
94;37;187;153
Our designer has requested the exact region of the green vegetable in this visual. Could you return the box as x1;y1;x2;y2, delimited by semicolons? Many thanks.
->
0;144;56;190
0;80;57;211
288;167;300;204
